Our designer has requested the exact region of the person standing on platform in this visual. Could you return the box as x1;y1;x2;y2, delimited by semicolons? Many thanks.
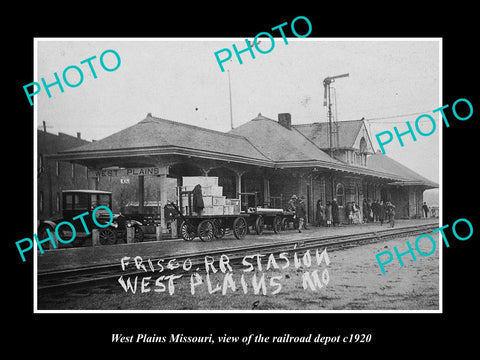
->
371;200;378;223
362;199;369;223
316;199;325;227
422;202;430;218
297;196;307;233
325;201;332;227
352;201;361;224
368;200;378;222
332;198;340;227
287;195;297;213
287;195;298;229
378;200;385;225
346;201;353;225
386;201;396;228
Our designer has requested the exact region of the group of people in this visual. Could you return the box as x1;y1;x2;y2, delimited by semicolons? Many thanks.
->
287;195;397;231
315;199;341;228
289;197;396;230
361;199;396;227
345;201;362;225
286;195;309;232
287;196;342;232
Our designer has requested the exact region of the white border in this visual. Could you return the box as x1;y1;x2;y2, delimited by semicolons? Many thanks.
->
33;37;443;314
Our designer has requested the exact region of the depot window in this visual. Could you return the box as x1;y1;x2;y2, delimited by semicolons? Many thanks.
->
359;137;368;166
336;183;345;206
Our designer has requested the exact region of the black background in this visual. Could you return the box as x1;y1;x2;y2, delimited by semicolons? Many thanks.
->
6;4;477;355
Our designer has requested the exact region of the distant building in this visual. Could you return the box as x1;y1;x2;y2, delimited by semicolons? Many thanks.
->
37;129;90;220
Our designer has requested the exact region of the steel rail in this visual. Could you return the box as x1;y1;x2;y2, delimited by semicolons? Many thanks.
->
37;222;438;293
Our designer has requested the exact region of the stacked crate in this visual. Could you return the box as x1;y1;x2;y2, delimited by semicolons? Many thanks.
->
225;198;240;215
180;177;240;216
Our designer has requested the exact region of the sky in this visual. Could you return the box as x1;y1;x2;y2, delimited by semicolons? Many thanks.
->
36;38;440;184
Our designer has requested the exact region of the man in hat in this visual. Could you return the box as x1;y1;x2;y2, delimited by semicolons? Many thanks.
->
386;201;396;228
422;201;429;218
287;195;297;213
297;195;307;232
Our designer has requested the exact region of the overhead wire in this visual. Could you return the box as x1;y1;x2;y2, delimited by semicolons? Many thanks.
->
364;110;434;122
364;111;440;124
362;109;443;126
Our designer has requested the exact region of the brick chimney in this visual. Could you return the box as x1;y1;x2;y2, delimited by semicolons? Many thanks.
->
278;113;292;130
77;132;81;139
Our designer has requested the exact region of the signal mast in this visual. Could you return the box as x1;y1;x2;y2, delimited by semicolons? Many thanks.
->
323;73;349;156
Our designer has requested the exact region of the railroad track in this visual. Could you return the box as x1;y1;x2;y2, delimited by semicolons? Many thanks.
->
37;222;438;294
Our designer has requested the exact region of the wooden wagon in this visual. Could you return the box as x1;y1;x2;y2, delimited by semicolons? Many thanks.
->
168;187;250;241
238;192;299;234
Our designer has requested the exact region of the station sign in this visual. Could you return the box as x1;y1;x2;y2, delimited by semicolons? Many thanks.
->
88;166;168;178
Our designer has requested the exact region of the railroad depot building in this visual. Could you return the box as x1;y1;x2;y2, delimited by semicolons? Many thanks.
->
48;112;438;235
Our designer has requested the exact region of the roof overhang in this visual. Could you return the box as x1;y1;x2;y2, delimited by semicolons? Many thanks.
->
48;145;274;168
48;141;437;188
387;180;439;189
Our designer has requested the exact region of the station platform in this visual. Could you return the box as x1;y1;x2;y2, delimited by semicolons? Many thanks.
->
36;218;439;273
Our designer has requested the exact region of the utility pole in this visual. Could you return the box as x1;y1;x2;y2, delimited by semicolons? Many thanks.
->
228;70;234;130
323;73;349;156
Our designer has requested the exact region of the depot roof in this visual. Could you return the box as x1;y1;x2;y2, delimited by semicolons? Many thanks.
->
367;152;438;188
53;113;438;188
229;113;345;166
294;120;365;149
57;114;272;167
228;114;430;183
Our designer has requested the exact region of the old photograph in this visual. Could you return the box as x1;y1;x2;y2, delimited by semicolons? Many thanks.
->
34;38;441;312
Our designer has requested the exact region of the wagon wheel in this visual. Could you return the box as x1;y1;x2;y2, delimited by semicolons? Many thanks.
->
180;220;196;241
198;220;215;242
273;215;283;234
255;215;264;235
213;219;226;239
99;228;117;245
133;226;144;242
37;225;58;249
281;217;289;231
233;217;248;239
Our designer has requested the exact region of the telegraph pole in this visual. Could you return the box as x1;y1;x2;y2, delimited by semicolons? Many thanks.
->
228;70;234;130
